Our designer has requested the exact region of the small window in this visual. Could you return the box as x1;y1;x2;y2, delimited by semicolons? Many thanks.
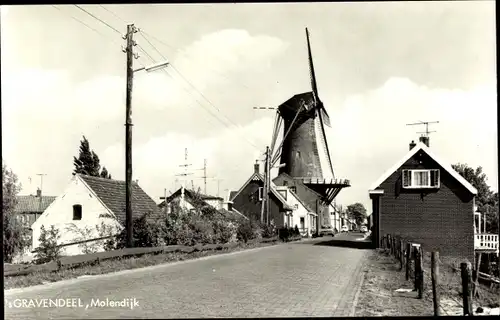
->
290;186;297;193
258;187;263;201
73;204;82;220
402;169;440;189
293;204;299;210
278;190;287;201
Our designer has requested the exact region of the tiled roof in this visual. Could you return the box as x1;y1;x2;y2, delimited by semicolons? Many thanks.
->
79;174;160;224
14;196;56;213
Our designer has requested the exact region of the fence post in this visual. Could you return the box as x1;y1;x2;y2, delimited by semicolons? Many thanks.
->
461;261;473;316
415;246;424;298
399;239;404;271
406;242;411;281
387;234;391;253
431;251;440;316
473;252;482;298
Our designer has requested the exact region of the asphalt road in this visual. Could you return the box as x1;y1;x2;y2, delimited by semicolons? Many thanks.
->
5;235;370;319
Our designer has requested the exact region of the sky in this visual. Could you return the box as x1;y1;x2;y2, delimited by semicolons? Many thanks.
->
1;2;497;212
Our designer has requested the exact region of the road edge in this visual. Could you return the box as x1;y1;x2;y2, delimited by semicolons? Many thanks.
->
350;251;369;316
5;241;293;295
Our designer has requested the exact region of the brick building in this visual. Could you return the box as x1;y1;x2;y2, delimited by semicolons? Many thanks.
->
368;137;477;262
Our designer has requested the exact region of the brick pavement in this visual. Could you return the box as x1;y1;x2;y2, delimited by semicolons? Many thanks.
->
5;239;370;319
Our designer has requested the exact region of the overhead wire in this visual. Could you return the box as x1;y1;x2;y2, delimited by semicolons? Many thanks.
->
51;5;120;45
137;30;262;151
74;5;123;35
94;6;265;153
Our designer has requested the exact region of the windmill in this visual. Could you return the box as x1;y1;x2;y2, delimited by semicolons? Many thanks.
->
267;28;350;205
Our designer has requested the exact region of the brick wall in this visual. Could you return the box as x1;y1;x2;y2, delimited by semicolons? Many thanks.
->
232;179;286;227
376;151;475;262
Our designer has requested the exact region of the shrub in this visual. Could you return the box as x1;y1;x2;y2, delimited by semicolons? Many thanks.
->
189;216;214;245
278;227;289;242
115;213;163;249
212;218;237;244
34;225;63;264
260;222;276;239
294;225;300;236
237;219;259;243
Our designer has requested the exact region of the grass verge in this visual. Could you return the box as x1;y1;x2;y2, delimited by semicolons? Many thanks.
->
354;249;499;317
4;239;281;290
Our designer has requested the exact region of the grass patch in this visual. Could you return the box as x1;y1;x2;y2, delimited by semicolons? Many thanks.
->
355;249;500;317
4;239;280;290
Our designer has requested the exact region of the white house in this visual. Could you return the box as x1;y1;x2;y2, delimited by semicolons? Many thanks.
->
159;186;247;221
31;174;160;256
275;186;317;236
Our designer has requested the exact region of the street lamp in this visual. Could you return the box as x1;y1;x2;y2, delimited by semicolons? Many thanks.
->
133;61;170;74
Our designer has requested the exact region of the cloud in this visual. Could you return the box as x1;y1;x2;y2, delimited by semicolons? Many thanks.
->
100;116;274;200
2;28;287;198
325;77;497;210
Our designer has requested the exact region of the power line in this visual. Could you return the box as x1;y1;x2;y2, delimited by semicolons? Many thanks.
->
98;4;127;24
74;5;122;35
51;5;119;44
138;31;261;151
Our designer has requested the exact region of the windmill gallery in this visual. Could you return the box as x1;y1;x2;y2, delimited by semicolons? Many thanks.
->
229;28;350;236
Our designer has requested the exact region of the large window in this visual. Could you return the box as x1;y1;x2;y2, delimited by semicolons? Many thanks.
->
402;169;440;189
73;204;82;220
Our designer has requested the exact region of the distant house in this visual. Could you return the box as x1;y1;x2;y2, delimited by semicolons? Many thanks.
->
31;174;161;256
14;189;56;229
368;137;477;262
273;172;329;233
159;187;247;221
274;185;317;236
229;162;293;226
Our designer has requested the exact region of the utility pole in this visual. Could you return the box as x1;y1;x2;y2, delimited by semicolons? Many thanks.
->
124;23;139;248
203;159;207;194
260;147;270;224
266;146;271;225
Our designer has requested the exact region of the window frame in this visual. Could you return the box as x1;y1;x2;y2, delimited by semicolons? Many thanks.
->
402;169;440;189
258;187;263;201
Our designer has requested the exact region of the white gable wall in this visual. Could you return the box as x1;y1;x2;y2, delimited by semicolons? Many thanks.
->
31;176;122;256
277;187;315;236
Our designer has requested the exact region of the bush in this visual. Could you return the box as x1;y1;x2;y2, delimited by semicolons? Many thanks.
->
294;225;300;236
260;222;276;239
115;213;164;249
34;225;63;264
212;218;237;244
237;219;259;243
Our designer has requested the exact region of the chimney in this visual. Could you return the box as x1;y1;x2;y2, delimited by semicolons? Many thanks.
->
254;160;260;174
419;136;430;147
36;188;42;197
409;140;416;150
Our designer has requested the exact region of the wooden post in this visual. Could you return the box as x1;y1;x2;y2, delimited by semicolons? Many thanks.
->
406;242;411;281
415;246;424;298
431;251;440;316
461;261;473;316
399;239;404;271
473;252;482;298
124;23;137;248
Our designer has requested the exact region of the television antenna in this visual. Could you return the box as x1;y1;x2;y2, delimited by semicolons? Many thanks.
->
406;120;439;137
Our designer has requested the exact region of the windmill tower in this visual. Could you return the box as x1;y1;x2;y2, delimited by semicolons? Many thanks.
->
269;28;350;205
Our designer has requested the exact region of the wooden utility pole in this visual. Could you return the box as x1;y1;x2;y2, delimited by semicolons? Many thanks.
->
203;159;207;194
260;147;270;224
265;146;271;225
124;23;138;248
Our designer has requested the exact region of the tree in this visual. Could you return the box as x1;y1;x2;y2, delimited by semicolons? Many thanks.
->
452;163;498;234
2;164;29;263
33;225;63;264
73;136;112;179
346;202;367;227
